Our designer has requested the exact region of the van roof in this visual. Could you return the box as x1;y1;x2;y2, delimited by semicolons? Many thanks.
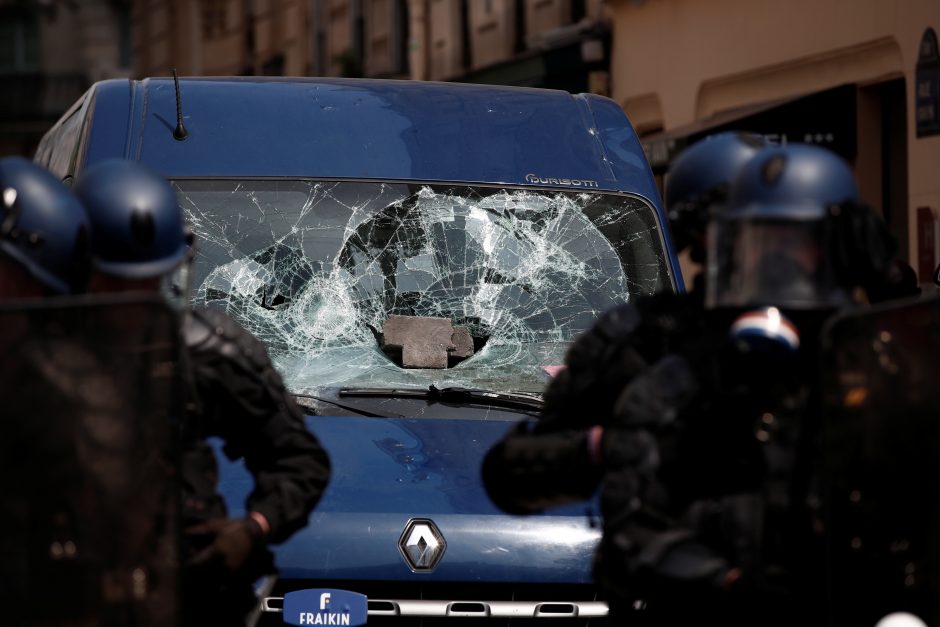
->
84;77;660;200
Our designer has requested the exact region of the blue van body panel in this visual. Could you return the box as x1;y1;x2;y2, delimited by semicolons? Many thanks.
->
214;415;598;582
81;77;683;291
83;78;650;192
121;78;653;193
82;80;133;172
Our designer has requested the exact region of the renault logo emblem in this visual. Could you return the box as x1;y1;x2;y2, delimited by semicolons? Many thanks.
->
399;518;446;571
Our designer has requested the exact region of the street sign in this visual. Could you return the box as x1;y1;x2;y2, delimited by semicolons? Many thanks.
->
915;28;940;138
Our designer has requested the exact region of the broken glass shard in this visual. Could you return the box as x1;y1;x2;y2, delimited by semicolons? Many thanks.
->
175;180;672;397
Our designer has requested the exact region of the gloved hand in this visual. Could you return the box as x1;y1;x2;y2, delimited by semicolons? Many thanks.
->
186;516;266;574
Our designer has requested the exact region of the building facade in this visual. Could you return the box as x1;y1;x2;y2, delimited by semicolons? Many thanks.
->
130;0;610;89
608;0;940;281
407;0;609;92
1;0;133;157
21;1;935;278
132;0;310;77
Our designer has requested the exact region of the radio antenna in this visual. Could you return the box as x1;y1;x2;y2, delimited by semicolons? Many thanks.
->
172;69;188;141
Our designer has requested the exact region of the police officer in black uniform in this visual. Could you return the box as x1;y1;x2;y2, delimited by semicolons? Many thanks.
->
0;157;96;624
482;131;767;517
482;142;898;625
73;159;331;626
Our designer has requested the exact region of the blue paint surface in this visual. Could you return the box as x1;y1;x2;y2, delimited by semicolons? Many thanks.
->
80;77;682;290
215;415;601;583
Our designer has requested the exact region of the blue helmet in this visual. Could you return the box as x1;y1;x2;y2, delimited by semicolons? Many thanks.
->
0;157;91;294
706;143;867;310
74;159;188;279
723;143;858;218
664;131;767;258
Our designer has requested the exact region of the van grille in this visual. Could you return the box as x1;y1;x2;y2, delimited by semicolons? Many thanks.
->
258;580;610;627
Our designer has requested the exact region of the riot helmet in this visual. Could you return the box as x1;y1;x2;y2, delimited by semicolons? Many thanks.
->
706;143;862;311
0;156;91;294
664;131;767;261
74;159;189;281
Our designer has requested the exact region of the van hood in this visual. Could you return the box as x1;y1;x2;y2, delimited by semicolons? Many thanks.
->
97;77;660;200
216;414;600;583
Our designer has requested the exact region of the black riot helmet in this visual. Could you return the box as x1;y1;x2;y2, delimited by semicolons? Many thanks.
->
664;132;767;261
0;157;92;294
74;159;189;280
706;143;895;311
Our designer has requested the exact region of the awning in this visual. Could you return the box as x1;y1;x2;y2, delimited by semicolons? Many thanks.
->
641;84;858;171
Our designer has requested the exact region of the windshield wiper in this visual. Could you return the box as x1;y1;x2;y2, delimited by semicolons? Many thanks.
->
338;385;543;413
293;393;406;419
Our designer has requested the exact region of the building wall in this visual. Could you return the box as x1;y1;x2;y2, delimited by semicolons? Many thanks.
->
427;0;464;81
134;0;198;76
325;0;353;75
254;0;309;75
467;0;516;70
199;0;244;75
133;0;310;78
130;0;604;83
609;0;940;279
1;1;132;157
77;1;131;82
407;0;429;79
525;0;571;47
365;0;393;76
525;0;607;46
410;0;609;89
31;1;132;81
354;0;408;77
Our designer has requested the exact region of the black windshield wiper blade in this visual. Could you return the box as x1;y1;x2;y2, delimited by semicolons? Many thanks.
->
338;385;543;412
293;393;406;419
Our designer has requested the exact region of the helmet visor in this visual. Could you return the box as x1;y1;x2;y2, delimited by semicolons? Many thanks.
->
706;213;848;310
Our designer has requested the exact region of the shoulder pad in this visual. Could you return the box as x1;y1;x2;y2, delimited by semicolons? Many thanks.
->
183;309;215;348
186;307;274;374
613;354;699;428
591;303;642;343
638;291;705;333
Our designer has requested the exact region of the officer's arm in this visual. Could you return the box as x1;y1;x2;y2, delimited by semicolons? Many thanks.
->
232;367;329;544
190;317;331;545
482;422;603;515
482;303;651;515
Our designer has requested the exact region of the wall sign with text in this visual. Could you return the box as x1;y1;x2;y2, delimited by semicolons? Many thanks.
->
916;28;940;138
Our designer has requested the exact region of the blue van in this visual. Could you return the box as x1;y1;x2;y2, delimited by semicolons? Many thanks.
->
36;77;682;624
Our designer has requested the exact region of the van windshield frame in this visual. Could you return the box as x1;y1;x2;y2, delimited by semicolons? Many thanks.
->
174;178;673;396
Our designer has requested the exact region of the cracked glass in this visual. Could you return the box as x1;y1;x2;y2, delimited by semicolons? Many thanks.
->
175;180;671;396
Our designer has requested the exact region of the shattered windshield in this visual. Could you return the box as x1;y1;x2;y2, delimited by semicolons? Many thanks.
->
176;180;671;396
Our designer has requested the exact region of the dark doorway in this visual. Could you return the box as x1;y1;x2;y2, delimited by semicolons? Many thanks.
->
879;78;909;264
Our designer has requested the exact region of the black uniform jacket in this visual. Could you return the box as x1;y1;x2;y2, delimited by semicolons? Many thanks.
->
182;307;331;544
